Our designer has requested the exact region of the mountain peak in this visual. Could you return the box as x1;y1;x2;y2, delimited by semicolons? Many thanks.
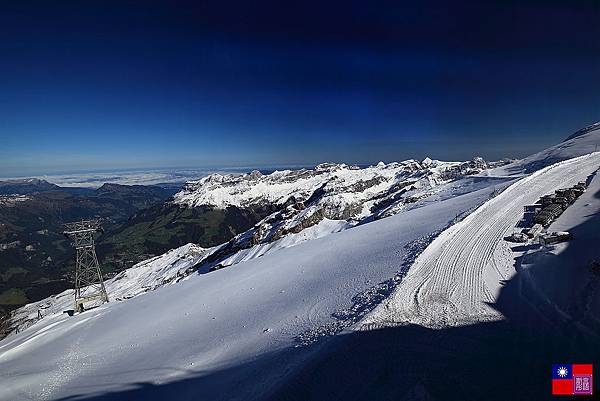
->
421;157;434;166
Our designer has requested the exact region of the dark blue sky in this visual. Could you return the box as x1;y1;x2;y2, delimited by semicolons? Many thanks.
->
1;1;600;175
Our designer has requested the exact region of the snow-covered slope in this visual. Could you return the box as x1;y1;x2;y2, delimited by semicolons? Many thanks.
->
2;158;497;337
511;166;600;331
564;120;600;141
4;218;359;336
5;244;207;335
0;181;501;401
2;157;499;337
268;167;600;401
361;152;600;329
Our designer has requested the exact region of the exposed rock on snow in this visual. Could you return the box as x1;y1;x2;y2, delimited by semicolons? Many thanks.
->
173;159;489;213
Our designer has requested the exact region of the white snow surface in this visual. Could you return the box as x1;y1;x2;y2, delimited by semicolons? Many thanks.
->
361;152;600;329
0;181;499;401
9;244;207;328
513;167;600;330
7;219;354;335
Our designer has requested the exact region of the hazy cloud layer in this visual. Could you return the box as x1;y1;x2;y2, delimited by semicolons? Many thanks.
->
1;166;313;188
2;168;227;188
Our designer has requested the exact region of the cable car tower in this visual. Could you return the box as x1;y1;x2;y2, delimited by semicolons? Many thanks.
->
64;219;109;312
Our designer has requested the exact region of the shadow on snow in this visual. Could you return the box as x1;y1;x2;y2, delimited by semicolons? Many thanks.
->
56;208;600;401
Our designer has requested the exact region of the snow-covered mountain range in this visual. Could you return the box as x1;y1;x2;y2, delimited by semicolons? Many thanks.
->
174;158;489;212
5;119;600;338
173;158;495;262
1;156;497;336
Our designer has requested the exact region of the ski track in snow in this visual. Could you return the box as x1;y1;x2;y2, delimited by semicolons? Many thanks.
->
362;152;600;330
295;204;484;345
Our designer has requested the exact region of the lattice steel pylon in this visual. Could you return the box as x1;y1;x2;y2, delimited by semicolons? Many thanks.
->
63;219;109;312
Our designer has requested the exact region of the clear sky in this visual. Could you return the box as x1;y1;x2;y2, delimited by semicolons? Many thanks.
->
1;1;600;175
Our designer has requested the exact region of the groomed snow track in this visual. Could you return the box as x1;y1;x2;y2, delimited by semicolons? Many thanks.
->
362;152;600;329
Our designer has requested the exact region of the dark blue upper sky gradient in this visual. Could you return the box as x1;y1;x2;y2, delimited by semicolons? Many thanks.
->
1;0;600;174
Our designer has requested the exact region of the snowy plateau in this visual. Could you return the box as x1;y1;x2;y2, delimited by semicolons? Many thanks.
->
1;122;600;401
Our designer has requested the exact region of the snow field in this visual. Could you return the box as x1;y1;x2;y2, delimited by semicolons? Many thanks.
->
0;182;499;401
362;152;600;329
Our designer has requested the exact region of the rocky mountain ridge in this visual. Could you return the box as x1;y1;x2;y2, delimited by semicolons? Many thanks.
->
101;156;495;281
174;158;490;211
